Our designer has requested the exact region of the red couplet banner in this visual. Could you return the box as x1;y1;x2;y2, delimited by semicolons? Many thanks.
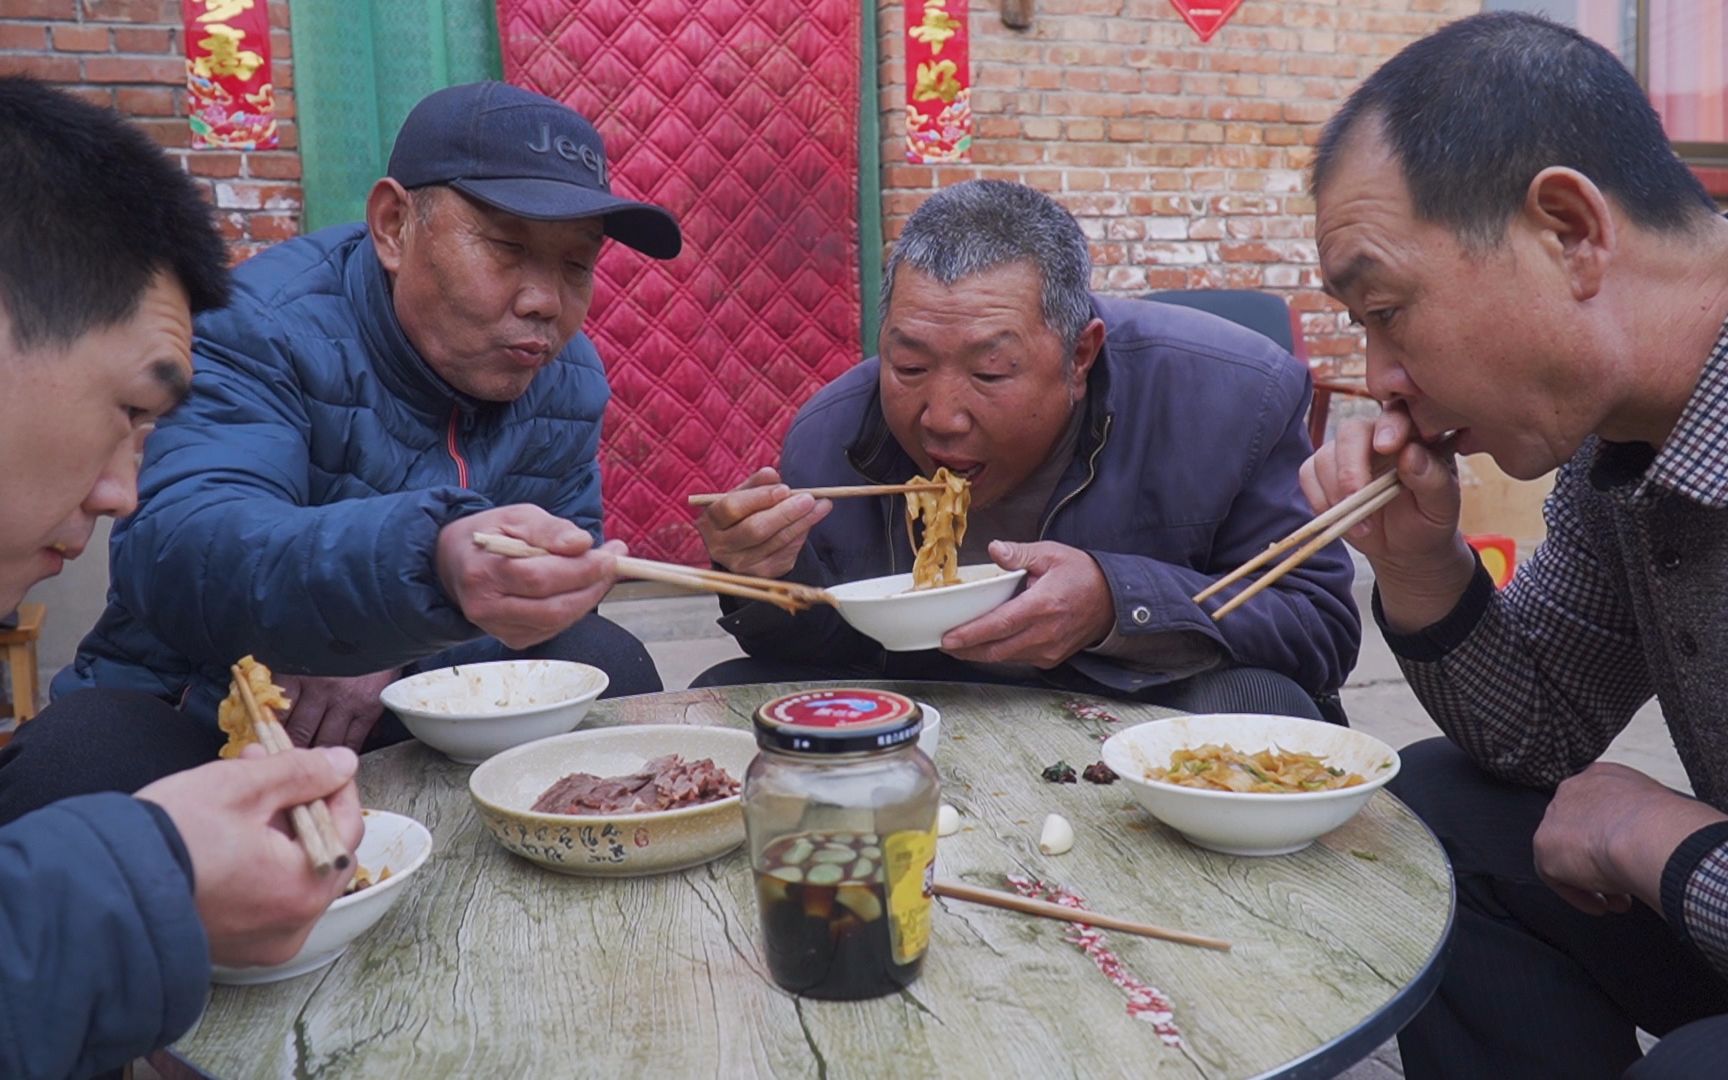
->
904;0;971;164
182;0;278;150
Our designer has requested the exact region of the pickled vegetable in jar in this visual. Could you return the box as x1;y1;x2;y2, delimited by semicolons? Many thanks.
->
745;689;939;1000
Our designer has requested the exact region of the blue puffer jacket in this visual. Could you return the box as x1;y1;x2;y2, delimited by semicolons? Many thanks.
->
719;296;1361;699
54;223;610;725
0;794;209;1078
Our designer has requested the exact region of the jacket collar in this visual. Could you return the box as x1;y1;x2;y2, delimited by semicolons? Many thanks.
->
845;303;1117;499
344;236;484;417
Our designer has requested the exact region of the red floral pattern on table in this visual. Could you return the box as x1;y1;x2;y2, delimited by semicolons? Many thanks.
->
496;0;864;563
1007;875;1184;1046
182;0;277;150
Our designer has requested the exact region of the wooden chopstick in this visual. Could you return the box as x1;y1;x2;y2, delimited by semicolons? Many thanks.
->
1205;481;1402;622
687;481;944;508
614;556;837;612
229;664;352;875
1193;468;1399;605
1195;435;1458;621
468;532;837;614
933;880;1232;952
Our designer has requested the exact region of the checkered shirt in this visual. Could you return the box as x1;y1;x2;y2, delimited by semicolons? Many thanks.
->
1379;315;1728;974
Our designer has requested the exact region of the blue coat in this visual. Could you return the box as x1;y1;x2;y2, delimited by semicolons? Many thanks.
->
719;296;1361;698
0;795;208;1078
54;223;611;725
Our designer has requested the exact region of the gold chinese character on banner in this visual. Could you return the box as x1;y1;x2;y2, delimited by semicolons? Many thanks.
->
909;0;961;55
193;23;264;81
196;0;256;21
913;58;962;103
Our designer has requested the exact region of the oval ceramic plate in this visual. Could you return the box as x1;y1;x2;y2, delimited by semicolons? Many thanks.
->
468;725;758;877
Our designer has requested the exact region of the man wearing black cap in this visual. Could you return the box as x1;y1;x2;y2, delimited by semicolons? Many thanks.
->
23;82;682;787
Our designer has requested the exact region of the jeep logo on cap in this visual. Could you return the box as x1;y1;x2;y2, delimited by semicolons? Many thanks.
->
526;122;607;186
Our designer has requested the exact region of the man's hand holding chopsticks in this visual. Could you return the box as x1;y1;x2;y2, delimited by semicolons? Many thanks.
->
1299;408;1477;633
436;505;623;649
697;467;833;580
135;745;364;967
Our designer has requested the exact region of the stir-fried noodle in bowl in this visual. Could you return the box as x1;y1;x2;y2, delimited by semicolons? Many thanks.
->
1148;744;1366;794
905;467;970;590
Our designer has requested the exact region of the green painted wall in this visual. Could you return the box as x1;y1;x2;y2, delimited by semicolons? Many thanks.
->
290;0;502;231
858;3;883;358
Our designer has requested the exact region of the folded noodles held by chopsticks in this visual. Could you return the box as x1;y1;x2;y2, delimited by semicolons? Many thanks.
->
218;655;292;759
906;467;971;590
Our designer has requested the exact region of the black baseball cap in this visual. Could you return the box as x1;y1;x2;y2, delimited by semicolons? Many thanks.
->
387;81;681;260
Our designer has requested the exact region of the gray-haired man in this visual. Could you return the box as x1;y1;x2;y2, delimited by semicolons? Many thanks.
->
691;180;1360;717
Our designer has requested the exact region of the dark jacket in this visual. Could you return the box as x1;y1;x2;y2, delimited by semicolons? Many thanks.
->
720;296;1360;698
54;223;610;725
0;794;208;1078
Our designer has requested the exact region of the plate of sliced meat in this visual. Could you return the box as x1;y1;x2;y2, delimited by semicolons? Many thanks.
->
468;725;757;877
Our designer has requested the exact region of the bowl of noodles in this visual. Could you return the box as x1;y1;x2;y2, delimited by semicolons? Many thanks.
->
211;809;433;985
829;565;1027;651
1101;714;1401;856
827;467;1026;651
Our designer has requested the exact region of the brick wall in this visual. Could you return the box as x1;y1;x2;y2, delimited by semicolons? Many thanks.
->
3;0;1487;377
0;0;301;263
879;0;1480;378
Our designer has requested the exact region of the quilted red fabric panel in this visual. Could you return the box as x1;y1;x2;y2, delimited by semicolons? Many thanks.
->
496;0;863;564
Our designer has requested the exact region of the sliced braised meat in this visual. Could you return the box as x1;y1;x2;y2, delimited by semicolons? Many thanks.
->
531;754;740;815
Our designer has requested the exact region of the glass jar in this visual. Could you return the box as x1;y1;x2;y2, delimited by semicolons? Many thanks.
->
744;688;940;1000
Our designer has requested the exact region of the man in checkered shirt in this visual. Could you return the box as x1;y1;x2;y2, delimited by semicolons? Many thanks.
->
1304;13;1728;1080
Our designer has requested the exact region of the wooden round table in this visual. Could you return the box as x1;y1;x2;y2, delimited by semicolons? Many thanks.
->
164;682;1453;1078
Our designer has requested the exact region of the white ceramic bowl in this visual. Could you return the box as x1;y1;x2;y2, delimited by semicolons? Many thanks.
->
916;701;942;759
469;725;759;877
828;565;1027;651
1100;713;1401;856
211;809;433;985
380;659;609;764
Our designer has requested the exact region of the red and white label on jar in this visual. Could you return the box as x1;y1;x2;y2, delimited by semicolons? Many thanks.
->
760;689;919;732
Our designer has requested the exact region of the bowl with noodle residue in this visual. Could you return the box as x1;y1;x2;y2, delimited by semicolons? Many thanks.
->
827;565;1027;651
380;659;608;764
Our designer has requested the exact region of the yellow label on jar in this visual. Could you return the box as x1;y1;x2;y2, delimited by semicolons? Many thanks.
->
883;827;937;965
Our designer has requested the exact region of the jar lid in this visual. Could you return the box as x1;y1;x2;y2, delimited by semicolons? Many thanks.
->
753;688;923;755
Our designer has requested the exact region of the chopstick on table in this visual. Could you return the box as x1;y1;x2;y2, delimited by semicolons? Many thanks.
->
687;481;944;508
229;663;352;876
933;880;1232;952
469;531;837;614
1193;466;1404;623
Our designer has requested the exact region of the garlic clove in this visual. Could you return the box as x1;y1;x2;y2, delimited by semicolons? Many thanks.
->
937;803;961;837
1039;813;1074;855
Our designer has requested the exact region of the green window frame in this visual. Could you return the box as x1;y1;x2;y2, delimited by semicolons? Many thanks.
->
290;0;503;232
